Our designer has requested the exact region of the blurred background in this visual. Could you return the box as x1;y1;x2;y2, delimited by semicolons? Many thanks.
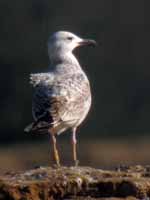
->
0;0;149;172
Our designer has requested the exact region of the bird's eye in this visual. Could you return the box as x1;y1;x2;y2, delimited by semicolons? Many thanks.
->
67;37;73;41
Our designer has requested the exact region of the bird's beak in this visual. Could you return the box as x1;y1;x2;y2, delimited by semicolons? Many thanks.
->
78;39;97;47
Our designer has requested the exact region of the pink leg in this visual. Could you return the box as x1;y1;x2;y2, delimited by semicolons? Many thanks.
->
72;127;79;166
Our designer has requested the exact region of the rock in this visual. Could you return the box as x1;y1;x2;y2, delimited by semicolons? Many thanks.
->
0;165;150;199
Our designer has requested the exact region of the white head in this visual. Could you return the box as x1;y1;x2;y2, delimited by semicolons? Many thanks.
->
48;31;96;63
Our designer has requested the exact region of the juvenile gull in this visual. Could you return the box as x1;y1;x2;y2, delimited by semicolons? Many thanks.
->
25;31;96;166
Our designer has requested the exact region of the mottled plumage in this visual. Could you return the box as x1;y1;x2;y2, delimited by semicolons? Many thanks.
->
25;31;96;166
29;71;91;135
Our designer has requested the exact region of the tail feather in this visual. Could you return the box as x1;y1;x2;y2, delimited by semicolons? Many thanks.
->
24;123;34;132
24;121;50;134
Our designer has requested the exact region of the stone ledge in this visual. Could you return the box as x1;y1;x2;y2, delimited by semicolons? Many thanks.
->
0;165;150;199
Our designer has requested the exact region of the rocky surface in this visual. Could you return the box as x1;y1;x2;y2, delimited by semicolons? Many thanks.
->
0;165;150;199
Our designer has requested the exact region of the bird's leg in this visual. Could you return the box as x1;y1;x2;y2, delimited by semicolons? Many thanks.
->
72;127;79;166
51;134;60;167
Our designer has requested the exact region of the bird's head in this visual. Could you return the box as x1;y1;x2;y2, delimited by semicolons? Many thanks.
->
48;31;96;62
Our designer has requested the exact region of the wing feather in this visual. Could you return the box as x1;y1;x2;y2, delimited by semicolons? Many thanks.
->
30;72;91;134
30;73;54;87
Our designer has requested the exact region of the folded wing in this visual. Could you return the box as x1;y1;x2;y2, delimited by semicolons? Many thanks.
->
27;72;91;134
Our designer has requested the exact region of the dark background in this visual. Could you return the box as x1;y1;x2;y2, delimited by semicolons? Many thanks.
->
0;0;149;170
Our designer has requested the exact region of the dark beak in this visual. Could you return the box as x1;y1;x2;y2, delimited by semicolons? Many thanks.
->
78;39;97;47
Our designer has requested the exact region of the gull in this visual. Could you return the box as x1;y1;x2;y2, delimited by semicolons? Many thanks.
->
25;31;96;166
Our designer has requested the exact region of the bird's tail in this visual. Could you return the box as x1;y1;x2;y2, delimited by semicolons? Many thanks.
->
24;123;34;133
24;121;50;134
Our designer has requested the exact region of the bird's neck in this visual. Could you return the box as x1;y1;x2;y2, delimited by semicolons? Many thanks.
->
50;52;81;71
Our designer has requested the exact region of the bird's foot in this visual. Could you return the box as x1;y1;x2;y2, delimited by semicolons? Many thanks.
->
53;163;61;168
74;160;79;167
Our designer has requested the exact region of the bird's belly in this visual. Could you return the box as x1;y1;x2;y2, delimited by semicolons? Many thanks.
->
64;94;91;128
76;96;91;126
51;96;91;135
